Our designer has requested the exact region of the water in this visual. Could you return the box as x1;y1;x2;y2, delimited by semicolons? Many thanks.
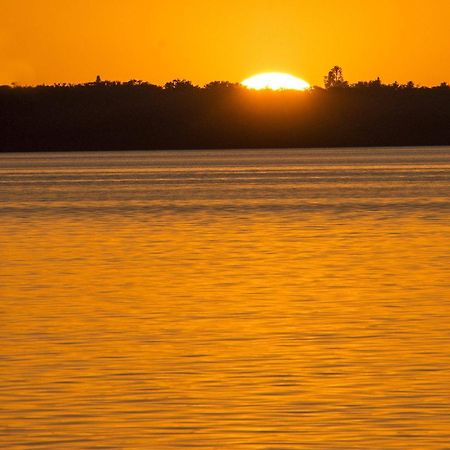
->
1;147;450;449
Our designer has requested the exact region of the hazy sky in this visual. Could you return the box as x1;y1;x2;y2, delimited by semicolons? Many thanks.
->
1;0;449;86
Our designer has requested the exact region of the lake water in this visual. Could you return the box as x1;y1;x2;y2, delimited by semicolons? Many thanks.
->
1;147;450;449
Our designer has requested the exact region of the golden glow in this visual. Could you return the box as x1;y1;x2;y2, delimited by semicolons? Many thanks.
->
2;149;450;447
242;72;310;91
0;1;449;87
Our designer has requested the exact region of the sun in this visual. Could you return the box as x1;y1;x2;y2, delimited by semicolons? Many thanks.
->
242;72;310;91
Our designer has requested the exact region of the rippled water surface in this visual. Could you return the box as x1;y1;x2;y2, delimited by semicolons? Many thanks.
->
1;147;450;449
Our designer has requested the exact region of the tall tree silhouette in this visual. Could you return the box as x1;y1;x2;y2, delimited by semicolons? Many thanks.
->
324;66;348;88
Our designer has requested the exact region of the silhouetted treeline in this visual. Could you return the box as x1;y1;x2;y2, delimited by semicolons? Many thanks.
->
1;77;449;151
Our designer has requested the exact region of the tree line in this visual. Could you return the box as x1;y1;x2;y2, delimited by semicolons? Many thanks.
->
1;68;449;151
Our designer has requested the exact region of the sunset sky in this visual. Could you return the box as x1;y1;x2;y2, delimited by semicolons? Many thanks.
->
1;0;449;87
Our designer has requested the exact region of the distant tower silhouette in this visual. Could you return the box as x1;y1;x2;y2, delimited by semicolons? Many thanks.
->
95;75;102;84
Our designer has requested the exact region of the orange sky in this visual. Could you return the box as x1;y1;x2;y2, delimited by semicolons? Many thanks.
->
1;0;449;87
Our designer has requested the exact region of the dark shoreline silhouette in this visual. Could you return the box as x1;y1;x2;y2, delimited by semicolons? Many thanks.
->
1;74;449;152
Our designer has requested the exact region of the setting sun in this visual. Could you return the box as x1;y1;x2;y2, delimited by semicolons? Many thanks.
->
242;72;310;91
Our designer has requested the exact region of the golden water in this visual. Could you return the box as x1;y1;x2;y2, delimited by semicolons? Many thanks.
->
1;148;450;449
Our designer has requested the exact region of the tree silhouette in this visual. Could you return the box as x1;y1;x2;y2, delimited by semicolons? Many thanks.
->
324;66;348;88
164;79;197;90
0;76;449;151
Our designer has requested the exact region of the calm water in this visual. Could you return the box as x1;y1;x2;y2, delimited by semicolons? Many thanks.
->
1;147;450;449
